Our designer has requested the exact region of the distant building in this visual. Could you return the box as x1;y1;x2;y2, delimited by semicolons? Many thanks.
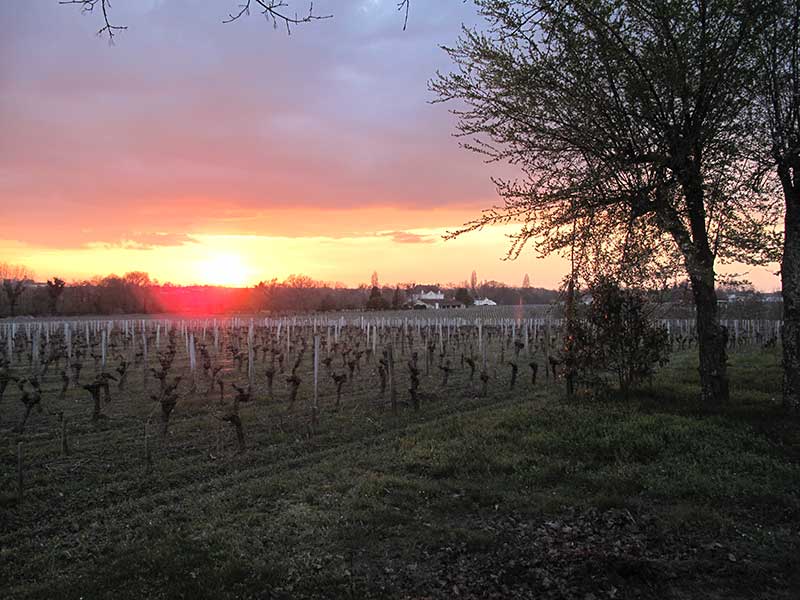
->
412;289;445;302
473;297;497;306
409;288;470;310
410;289;445;309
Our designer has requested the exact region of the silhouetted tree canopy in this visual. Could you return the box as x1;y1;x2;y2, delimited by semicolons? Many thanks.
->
432;0;779;406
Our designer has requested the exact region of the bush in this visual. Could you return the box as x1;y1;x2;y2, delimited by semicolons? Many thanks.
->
568;278;670;396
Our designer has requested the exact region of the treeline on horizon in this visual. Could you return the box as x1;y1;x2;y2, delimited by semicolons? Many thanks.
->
0;270;563;317
0;267;780;320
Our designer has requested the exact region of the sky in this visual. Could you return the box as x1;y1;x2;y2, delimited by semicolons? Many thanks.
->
0;1;780;290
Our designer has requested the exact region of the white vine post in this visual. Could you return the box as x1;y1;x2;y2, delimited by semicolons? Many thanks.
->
313;334;320;425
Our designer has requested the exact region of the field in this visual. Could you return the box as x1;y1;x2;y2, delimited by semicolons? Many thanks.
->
1;310;798;599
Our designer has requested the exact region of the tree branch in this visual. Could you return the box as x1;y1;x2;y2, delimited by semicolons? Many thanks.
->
398;0;410;31
59;0;127;43
61;1;412;39
222;1;332;34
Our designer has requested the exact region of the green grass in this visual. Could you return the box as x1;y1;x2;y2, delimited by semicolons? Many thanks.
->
1;343;798;599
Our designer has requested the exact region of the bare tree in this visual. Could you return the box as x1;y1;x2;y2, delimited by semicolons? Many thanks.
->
254;278;279;311
0;263;32;281
60;0;411;41
398;0;410;30
221;0;331;32
59;0;127;42
285;273;318;312
46;278;66;315
0;263;33;317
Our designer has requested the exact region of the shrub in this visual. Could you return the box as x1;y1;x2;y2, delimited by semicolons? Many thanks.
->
569;278;670;396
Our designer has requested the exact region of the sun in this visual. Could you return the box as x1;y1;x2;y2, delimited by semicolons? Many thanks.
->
198;253;251;287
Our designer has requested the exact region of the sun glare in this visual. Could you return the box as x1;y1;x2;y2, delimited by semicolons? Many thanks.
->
199;253;251;287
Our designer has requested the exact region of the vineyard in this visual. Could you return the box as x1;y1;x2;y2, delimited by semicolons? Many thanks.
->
1;308;797;599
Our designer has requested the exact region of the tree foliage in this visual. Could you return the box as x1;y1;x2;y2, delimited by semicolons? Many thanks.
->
752;0;800;411
432;0;779;405
435;0;774;271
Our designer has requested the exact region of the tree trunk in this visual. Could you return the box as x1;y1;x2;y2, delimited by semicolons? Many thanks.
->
669;159;729;407
780;164;800;412
689;269;729;407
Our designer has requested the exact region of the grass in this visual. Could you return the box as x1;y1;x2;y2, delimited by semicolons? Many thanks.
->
1;339;798;599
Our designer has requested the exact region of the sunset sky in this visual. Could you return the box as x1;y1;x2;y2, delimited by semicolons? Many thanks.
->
0;1;780;290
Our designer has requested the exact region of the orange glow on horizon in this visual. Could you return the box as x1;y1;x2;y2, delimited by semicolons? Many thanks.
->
196;253;252;287
0;226;781;292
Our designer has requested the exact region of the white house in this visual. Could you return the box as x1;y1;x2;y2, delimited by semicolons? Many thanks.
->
413;290;445;302
474;297;497;306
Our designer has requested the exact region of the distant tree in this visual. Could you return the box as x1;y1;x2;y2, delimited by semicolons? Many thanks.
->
2;280;26;317
366;286;389;310
46;278;66;315
284;274;319;312
318;294;337;312
392;286;403;309
96;275;131;313
254;278;279;311
522;273;531;288
0;263;32;282
123;271;153;312
454;287;474;306
0;263;33;317
123;271;151;287
284;274;317;289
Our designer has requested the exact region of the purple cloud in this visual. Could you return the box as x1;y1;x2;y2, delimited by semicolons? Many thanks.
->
0;1;509;249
